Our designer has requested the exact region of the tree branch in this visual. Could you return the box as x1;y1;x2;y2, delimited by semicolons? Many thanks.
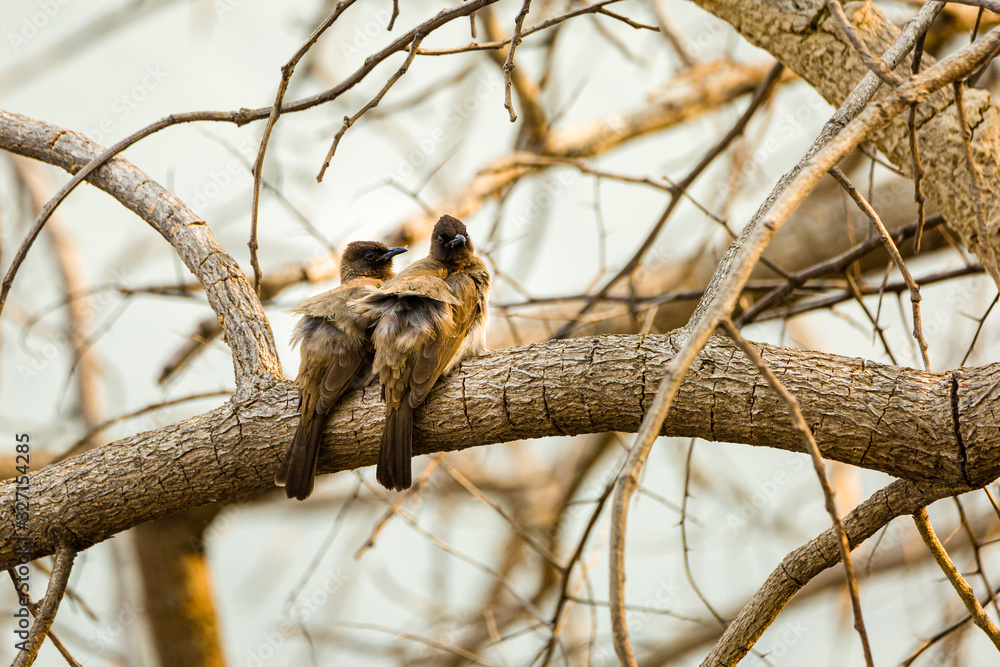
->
1;330;998;571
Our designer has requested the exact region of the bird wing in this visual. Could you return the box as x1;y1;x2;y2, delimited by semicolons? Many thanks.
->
290;280;382;326
375;257;459;305
407;271;482;408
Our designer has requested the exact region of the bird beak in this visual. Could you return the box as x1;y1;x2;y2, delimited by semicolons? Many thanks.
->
380;247;408;261
447;234;467;249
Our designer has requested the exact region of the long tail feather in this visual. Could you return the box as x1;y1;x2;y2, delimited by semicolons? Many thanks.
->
377;403;413;490
275;410;329;500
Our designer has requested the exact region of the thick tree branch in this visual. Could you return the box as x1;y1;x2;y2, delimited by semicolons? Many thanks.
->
690;0;1000;288
1;330;998;571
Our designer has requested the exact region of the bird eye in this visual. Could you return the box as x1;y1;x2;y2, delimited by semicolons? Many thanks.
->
365;251;376;260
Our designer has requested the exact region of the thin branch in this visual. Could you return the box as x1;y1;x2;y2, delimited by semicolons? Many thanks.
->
502;0;533;122
960;293;999;366
248;0;359;293
825;0;903;86
317;33;425;181
912;507;1000;651
829;167;932;371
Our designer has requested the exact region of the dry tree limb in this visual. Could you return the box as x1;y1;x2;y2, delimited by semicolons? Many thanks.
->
11;544;77;667
912;507;1000;651
690;0;1000;290
825;0;903;86
700;481;965;666
3;327;999;572
720;319;873;666
607;22;1000;666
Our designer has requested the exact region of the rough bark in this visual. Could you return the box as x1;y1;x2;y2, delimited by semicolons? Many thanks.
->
688;0;1000;283
2;329;998;571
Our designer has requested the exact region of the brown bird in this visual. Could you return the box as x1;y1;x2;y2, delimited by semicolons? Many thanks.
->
356;215;491;490
275;241;407;500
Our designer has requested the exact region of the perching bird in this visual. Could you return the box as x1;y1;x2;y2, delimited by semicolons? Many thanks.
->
356;215;490;490
275;241;407;500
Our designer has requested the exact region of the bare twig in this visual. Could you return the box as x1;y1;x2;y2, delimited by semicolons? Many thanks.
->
829;167;932;370
317;33;425;181
248;0;359;293
502;0;533;122
912;507;1000;651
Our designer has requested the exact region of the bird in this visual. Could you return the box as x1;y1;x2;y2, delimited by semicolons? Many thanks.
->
355;215;491;490
275;241;407;500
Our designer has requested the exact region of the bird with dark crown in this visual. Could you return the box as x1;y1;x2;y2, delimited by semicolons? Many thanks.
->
275;241;407;500
355;215;490;490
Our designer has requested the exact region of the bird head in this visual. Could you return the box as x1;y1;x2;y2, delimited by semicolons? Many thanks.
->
430;215;475;265
340;241;407;281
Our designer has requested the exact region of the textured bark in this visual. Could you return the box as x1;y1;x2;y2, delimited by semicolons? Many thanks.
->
2;329;998;570
688;0;1000;282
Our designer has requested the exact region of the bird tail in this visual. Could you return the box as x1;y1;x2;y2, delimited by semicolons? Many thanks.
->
275;410;329;500
377;402;413;491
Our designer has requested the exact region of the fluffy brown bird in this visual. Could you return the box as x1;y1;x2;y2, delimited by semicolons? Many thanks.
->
356;215;491;490
275;241;407;500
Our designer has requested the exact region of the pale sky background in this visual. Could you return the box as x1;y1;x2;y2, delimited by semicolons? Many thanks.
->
1;0;999;665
